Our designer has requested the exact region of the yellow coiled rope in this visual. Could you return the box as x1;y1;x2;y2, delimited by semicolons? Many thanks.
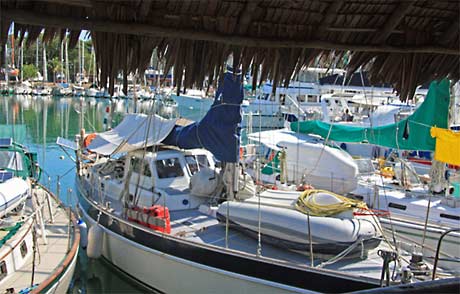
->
295;189;368;217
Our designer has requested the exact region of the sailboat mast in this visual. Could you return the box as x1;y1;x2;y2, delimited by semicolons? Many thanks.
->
81;40;85;81
36;40;39;69
92;46;96;84
43;43;48;82
78;39;82;86
65;36;69;83
60;39;64;82
20;41;23;82
11;33;15;68
4;44;7;83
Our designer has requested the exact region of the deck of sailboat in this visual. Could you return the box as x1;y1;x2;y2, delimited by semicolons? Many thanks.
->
168;208;419;284
0;186;75;292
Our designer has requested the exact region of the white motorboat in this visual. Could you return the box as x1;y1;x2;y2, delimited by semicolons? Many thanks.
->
242;69;324;129
51;83;73;96
13;82;32;95
31;85;52;96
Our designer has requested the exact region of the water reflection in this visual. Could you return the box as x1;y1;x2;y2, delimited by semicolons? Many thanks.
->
0;94;187;294
69;252;151;294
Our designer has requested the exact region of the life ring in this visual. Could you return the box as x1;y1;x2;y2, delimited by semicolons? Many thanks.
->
83;133;97;148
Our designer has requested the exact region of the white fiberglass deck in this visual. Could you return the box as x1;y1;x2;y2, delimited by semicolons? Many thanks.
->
0;187;75;292
169;208;418;284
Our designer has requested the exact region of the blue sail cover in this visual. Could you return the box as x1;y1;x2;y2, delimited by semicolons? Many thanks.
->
162;70;244;162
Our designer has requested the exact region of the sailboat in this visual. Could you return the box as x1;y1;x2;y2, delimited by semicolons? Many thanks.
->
58;68;458;293
270;79;460;274
0;135;79;293
31;42;51;96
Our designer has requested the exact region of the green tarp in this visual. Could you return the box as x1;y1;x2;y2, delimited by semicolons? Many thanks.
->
261;151;281;175
0;124;27;143
291;79;450;151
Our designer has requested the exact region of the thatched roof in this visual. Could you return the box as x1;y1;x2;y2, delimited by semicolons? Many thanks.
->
1;0;459;100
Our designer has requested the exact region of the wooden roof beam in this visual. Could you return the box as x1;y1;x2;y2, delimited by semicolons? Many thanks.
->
237;1;259;35
34;0;93;8
316;0;344;36
373;1;415;44
438;19;459;45
4;7;459;56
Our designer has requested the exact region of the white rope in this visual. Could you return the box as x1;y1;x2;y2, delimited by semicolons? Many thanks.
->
316;238;365;268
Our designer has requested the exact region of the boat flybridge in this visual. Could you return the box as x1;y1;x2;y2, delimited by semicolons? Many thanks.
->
62;71;459;294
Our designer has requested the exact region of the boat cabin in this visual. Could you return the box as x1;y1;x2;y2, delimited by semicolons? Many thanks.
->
91;147;216;212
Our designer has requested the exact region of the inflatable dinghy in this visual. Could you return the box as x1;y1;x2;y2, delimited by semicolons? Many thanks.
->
217;190;382;255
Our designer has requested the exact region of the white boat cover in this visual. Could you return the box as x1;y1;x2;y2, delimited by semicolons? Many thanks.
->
0;177;29;217
247;129;321;151
88;114;177;155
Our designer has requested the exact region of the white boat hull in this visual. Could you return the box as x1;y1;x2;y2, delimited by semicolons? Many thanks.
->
44;252;78;294
80;204;315;294
380;217;460;273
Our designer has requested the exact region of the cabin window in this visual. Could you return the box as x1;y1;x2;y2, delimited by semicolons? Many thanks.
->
297;95;306;102
197;155;210;168
185;155;210;175
0;261;7;280
279;95;286;105
440;213;460;221
20;241;28;258
307;95;317;103
185;156;199;175
355;159;375;174
156;158;184;179
388;202;407;210
131;157;152;177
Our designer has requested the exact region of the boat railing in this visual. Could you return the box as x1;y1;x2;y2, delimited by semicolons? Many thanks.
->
432;228;460;280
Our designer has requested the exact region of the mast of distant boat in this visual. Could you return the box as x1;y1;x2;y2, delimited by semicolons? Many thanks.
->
43;42;48;83
65;35;70;84
78;39;82;86
60;37;64;83
20;40;23;82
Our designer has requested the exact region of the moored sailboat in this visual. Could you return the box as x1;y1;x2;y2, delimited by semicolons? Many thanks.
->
64;70;458;293
0;137;79;293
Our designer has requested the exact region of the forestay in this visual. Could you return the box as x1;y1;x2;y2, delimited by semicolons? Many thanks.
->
88;114;177;155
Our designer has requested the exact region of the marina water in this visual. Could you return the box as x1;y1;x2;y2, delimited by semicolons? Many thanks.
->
0;94;206;293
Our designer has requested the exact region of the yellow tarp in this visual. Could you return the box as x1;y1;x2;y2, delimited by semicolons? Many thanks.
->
430;127;460;165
